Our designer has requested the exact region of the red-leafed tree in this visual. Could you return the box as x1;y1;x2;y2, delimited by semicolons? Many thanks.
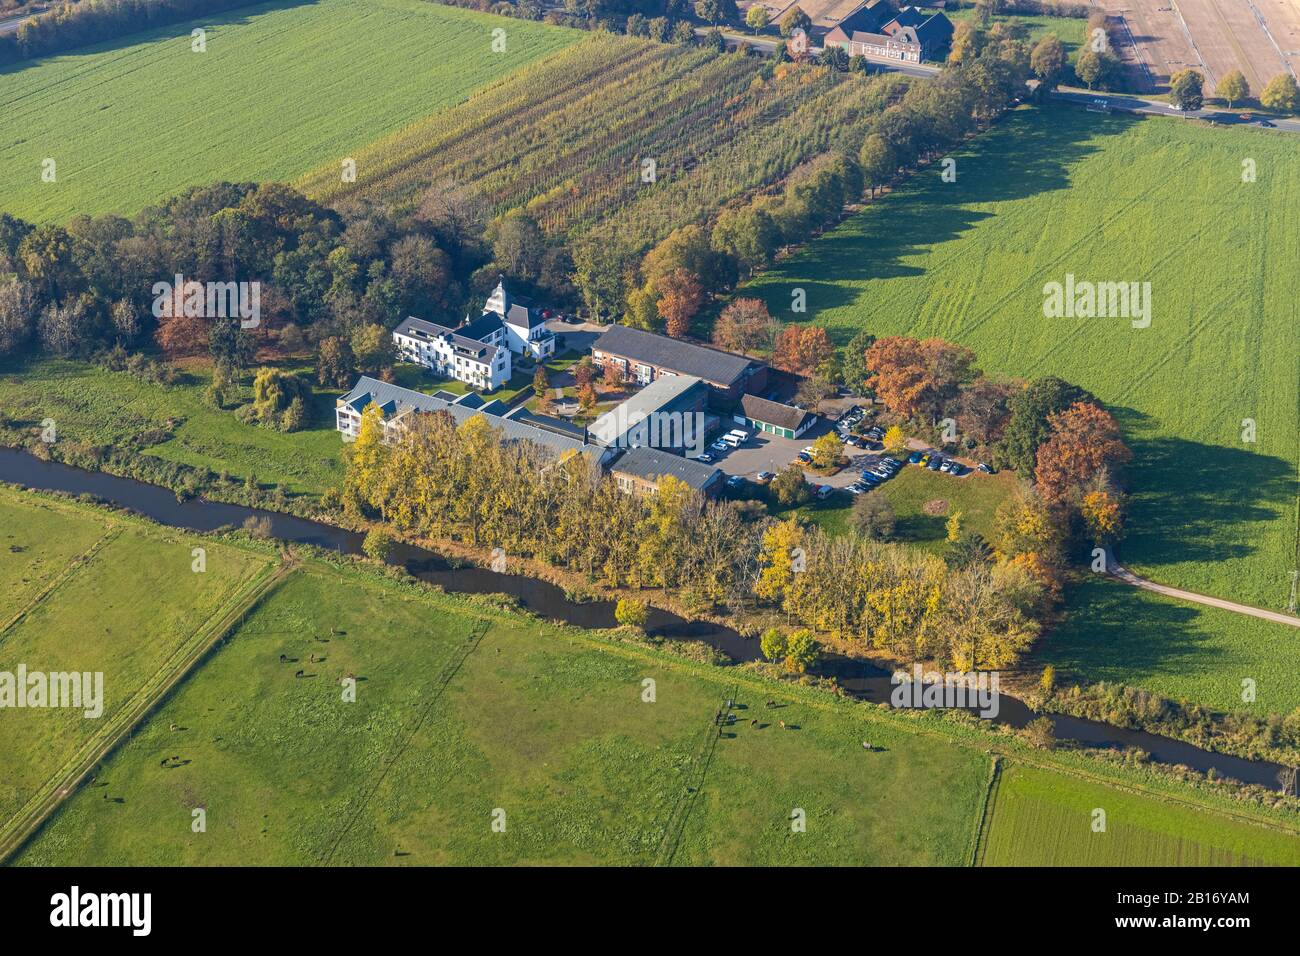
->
656;268;704;338
712;297;777;356
864;336;976;420
1034;401;1131;502
772;325;834;376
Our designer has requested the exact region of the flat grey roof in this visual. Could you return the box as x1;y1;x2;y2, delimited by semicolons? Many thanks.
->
609;447;722;491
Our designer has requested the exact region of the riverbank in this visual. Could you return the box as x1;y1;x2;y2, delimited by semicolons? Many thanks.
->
1;448;1297;798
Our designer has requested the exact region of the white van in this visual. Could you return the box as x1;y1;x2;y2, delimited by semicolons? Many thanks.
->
721;433;744;448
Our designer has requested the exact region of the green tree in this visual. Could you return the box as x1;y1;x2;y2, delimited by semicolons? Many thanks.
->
770;463;811;506
745;4;769;32
811;431;843;469
317;336;356;388
779;4;810;37
533;364;550;399
784;628;819;672
760;627;788;662
1029;34;1065;88
1169;69;1205;111
363;527;396;563
840;329;877;395
999;376;1092;474
858;132;896;199
851;491;895;540
1074;50;1103;89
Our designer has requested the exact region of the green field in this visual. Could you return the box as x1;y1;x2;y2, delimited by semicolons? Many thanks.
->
14;561;990;866
1040;575;1300;716
0;357;344;496
741;105;1300;686
0;0;577;223
777;466;1016;546
978;763;1300;865
9;489;1299;866
0;487;272;850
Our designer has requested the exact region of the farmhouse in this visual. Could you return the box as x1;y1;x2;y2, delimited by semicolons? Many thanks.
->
591;325;767;400
335;376;613;464
608;446;724;498
823;4;953;62
392;279;555;391
734;394;818;440
589;374;709;450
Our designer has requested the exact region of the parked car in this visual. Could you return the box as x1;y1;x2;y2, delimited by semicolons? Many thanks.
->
939;460;953;474
846;483;866;495
927;457;943;471
725;475;745;489
710;439;729;452
864;440;883;451
815;484;834;500
796;453;813;465
908;451;923;464
754;471;776;485
865;425;884;438
977;462;994;474
1259;119;1276;128
693;452;715;464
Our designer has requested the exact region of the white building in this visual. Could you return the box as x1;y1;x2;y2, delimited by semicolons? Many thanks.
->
392;279;555;392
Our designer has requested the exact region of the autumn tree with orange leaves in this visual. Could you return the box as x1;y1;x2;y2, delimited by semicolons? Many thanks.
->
656;268;704;338
772;325;834;376
1034;402;1131;503
712;297;778;356
864;336;976;421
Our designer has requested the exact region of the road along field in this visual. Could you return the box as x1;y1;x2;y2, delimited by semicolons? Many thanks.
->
741;104;1299;616
1105;0;1297;93
977;762;1300;865
0;0;577;224
0;486;276;857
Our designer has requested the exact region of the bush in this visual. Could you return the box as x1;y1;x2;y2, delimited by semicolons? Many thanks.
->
614;597;648;630
363;528;396;563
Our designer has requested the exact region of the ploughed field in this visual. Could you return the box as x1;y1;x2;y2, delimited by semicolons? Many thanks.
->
0;0;578;223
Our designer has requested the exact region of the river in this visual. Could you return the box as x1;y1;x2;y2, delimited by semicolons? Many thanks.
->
0;445;1292;791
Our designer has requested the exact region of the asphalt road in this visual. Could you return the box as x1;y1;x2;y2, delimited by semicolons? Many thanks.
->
1050;87;1300;132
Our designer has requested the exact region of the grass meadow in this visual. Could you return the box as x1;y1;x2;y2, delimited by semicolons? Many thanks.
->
0;357;345;496
978;763;1300;866
945;10;1089;56
0;0;577;224
1039;575;1300;715
0;486;272;851
8;492;1298;866
14;560;990;866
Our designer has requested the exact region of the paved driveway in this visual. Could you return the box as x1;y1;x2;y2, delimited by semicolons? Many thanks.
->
710;424;892;489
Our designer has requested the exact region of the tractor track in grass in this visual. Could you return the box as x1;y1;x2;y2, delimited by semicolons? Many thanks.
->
0;557;292;864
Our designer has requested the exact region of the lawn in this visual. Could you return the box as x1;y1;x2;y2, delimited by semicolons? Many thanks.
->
774;465;1016;546
0;357;345;496
1039;574;1300;716
946;9;1088;56
741;105;1300;618
0;487;272;850
0;0;577;224
13;559;990;866
978;763;1300;866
